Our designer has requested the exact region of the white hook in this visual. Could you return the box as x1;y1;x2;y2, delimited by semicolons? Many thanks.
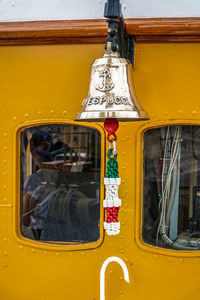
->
100;256;130;300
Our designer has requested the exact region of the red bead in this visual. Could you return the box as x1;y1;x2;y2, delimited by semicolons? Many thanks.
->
104;118;119;141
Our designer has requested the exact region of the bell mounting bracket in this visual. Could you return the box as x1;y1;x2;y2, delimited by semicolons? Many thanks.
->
104;0;135;66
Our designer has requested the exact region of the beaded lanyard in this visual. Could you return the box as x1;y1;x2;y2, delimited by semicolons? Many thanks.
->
103;119;121;235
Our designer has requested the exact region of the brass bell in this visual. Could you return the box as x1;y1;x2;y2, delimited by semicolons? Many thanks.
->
76;43;148;122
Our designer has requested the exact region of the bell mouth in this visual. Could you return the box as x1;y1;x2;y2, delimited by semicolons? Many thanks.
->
76;110;149;122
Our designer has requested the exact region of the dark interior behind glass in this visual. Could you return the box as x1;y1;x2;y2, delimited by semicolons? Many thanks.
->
20;124;101;244
143;125;200;250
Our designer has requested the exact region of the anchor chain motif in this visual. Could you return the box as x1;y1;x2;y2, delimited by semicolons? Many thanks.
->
96;68;114;92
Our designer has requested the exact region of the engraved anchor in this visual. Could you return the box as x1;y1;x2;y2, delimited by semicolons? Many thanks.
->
96;68;114;92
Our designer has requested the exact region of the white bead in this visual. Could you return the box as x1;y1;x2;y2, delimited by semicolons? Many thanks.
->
104;177;121;185
104;222;120;235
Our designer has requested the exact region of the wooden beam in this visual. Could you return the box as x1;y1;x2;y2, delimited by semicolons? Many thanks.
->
135;35;200;43
127;18;200;36
1;18;200;45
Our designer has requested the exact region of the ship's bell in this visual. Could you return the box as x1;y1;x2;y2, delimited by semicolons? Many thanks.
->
76;45;148;121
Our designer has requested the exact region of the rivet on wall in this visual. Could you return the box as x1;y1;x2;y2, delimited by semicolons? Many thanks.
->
141;252;146;257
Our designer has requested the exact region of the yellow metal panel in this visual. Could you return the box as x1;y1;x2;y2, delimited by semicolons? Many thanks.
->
0;43;200;299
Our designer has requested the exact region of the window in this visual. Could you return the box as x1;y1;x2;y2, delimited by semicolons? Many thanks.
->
20;124;101;244
143;125;200;250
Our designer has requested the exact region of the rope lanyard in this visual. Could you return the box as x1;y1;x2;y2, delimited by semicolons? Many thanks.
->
103;118;121;235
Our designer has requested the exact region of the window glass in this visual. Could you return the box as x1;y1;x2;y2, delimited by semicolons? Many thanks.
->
143;125;200;250
20;124;101;243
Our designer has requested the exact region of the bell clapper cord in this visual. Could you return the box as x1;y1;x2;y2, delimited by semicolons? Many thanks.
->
103;118;121;235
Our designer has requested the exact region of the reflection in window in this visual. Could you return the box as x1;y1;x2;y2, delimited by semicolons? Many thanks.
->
20;124;101;243
143;125;200;250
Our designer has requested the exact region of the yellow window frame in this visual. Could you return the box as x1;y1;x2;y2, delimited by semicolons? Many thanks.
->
136;119;200;257
13;119;105;251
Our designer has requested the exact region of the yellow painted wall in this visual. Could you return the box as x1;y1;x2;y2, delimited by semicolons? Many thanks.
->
0;43;200;300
